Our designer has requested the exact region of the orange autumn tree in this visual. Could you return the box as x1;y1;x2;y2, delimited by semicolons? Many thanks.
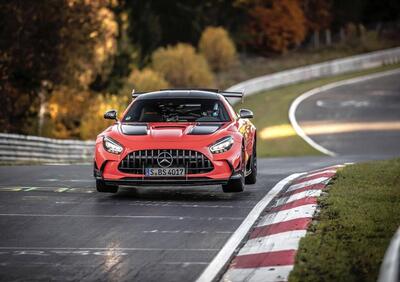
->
302;0;332;32
246;0;307;53
302;0;332;47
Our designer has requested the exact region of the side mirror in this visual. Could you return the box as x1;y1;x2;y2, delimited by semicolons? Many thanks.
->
104;110;117;120
239;109;253;119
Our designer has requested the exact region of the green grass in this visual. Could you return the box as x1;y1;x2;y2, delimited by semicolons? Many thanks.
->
234;63;400;157
289;158;400;282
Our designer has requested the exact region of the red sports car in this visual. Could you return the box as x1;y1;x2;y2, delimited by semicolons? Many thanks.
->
93;89;257;193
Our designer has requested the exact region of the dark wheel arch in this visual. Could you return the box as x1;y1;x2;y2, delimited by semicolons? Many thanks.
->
245;136;257;184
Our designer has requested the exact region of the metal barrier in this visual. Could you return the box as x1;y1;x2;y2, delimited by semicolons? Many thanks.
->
2;47;400;164
227;47;400;95
0;133;95;164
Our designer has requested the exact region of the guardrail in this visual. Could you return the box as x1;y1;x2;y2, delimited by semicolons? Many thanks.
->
227;47;400;96
0;133;94;164
378;226;400;282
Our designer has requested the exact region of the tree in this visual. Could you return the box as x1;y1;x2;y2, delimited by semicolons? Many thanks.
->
46;87;92;139
126;0;245;63
302;0;332;32
0;0;118;134
199;27;237;72
245;0;307;53
302;0;332;47
80;94;128;140
151;43;215;87
122;68;170;94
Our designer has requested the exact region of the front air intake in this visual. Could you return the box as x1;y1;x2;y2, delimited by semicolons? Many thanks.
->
118;149;214;174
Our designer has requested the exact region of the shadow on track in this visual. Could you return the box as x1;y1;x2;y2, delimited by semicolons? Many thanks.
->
106;186;251;203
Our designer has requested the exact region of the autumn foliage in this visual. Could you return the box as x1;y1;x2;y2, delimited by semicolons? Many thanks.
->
123;68;170;93
199;27;237;71
151;43;215;87
0;0;118;135
47;86;92;139
245;0;307;53
302;0;332;31
80;94;128;140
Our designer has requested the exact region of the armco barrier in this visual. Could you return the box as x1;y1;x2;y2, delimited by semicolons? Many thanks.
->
0;133;94;163
2;47;400;164
227;47;400;95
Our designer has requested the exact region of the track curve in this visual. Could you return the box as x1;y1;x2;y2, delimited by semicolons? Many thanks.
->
1;70;400;281
292;69;400;156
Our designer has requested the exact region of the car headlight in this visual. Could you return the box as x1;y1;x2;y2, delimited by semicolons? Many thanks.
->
209;136;234;154
103;136;123;154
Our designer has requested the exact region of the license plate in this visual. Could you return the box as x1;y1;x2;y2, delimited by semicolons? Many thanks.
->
145;167;185;177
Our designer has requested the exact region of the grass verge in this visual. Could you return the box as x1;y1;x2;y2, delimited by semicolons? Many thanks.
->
235;63;400;157
289;158;400;282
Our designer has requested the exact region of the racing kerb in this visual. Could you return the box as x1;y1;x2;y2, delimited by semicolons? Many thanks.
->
1;47;400;163
205;160;399;282
214;165;343;282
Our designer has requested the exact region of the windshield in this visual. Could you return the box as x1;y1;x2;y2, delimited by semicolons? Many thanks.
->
122;98;230;122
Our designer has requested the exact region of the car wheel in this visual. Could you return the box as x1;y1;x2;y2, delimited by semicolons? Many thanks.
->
222;148;245;193
245;140;257;185
222;175;244;193
96;179;118;193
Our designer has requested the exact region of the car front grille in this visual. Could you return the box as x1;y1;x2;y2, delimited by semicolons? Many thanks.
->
118;149;214;175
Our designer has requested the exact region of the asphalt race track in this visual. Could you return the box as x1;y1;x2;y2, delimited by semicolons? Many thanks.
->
295;70;400;156
0;70;399;281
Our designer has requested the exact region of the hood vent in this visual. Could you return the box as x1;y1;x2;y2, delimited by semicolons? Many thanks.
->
152;125;187;129
121;124;148;135
189;124;221;135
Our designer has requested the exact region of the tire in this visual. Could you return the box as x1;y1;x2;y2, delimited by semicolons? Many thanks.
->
222;147;245;193
245;141;257;185
222;176;244;193
96;179;118;193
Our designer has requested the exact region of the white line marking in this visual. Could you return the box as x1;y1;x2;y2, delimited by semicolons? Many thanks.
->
196;172;303;282
142;230;233;235
162;262;209;265
41;179;93;182
55;188;69;192
299;169;336;179
378;226;400;282
223;265;293;282
23;187;38;191
273;190;322;207
0;186;95;193
238;230;306;256
0;213;243;221
0;247;217;251
256;204;317;228
289;68;400;156
287;177;329;192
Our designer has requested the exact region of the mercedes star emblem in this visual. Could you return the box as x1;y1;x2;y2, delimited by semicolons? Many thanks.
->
157;152;173;168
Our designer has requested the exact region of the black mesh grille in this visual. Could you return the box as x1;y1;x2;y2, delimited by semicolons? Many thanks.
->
118;149;214;174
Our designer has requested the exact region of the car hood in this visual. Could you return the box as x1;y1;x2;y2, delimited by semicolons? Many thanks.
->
105;122;234;143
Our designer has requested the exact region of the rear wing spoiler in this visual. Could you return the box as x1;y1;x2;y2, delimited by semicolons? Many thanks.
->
220;91;244;103
132;89;245;103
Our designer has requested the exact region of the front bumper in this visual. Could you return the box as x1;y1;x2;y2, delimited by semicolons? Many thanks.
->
103;177;229;186
94;139;243;186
